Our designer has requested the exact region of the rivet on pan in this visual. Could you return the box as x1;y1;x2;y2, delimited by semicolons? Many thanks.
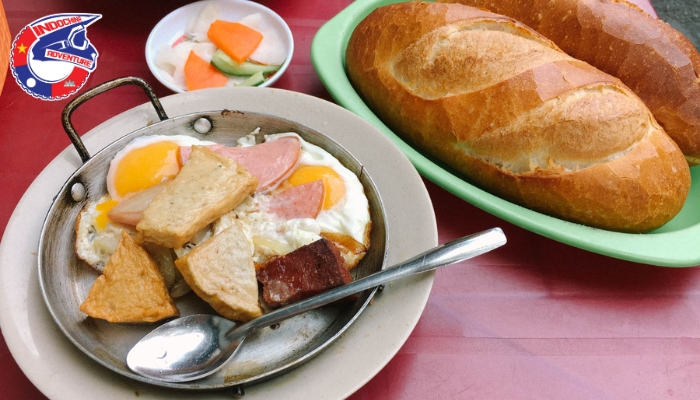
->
230;385;245;398
71;182;86;202
193;117;212;134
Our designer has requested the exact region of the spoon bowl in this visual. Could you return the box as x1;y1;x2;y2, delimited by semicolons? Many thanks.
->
127;227;507;383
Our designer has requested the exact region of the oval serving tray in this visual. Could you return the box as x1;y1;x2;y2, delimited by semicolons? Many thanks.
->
311;0;700;267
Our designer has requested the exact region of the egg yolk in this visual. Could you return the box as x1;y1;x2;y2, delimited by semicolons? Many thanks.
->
95;199;119;230
287;165;345;210
113;141;182;198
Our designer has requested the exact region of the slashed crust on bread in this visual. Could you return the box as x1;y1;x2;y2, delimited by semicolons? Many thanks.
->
80;230;179;323
345;2;690;232
440;0;700;165
136;146;258;248
175;220;263;322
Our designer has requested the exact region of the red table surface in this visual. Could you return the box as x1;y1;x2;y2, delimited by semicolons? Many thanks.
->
3;1;698;399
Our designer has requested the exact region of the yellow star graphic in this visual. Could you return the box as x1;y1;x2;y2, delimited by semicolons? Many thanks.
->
17;43;27;53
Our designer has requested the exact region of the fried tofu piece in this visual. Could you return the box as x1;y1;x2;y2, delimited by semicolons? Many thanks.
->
80;231;179;323
174;220;263;322
256;238;352;308
136;146;257;249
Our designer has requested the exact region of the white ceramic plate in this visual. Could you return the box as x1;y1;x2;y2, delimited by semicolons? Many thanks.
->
146;0;294;92
0;87;437;399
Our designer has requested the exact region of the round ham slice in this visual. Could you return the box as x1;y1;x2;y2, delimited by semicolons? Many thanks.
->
265;180;324;220
179;136;301;192
216;137;301;191
178;144;224;165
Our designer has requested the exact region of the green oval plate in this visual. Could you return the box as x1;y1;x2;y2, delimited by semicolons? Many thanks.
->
311;0;700;267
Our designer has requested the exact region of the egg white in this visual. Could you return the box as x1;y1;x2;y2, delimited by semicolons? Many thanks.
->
76;194;192;296
79;132;370;273
284;133;370;245
214;133;371;265
75;195;135;271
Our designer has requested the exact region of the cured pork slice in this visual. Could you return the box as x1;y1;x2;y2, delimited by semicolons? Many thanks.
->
180;136;300;192
256;238;351;308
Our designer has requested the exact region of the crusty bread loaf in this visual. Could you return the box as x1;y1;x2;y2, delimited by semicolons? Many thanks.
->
80;231;179;323
345;2;690;233
439;0;700;165
136;146;257;248
175;220;262;322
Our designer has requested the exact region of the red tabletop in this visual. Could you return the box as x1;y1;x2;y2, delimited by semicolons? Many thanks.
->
5;1;700;399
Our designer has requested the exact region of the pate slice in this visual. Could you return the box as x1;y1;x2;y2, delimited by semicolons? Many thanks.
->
175;220;263;322
136;146;257;248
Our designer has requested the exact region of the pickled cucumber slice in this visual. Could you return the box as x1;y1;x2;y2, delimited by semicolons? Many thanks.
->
237;71;265;87
211;49;281;76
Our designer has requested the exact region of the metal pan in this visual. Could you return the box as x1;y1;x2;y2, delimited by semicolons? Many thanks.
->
37;77;388;391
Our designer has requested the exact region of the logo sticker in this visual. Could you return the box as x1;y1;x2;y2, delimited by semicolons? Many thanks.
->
10;13;101;101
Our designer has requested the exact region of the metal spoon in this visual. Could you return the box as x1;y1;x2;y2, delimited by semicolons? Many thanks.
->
127;227;507;383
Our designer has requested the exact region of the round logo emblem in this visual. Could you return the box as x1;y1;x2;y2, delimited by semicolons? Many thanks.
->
10;13;101;101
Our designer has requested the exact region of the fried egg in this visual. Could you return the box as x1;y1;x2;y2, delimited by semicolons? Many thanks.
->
77;132;371;276
77;135;213;295
80;134;213;269
214;133;371;266
106;134;215;200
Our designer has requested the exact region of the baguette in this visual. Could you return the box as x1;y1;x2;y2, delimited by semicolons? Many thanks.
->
439;0;700;165
345;2;690;233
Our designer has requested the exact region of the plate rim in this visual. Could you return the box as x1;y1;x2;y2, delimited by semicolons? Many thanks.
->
310;0;700;268
0;86;438;399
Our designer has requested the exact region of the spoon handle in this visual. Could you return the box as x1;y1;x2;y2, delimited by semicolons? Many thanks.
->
235;227;506;336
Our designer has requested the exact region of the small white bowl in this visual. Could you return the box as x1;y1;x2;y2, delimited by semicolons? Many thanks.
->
146;0;294;92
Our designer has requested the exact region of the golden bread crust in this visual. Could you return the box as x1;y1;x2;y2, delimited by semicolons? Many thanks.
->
439;0;700;164
345;2;690;232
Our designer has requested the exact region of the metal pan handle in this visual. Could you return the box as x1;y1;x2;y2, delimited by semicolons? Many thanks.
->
61;76;169;163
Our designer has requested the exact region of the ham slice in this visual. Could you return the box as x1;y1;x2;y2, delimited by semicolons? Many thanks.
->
265;180;324;220
180;137;300;192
